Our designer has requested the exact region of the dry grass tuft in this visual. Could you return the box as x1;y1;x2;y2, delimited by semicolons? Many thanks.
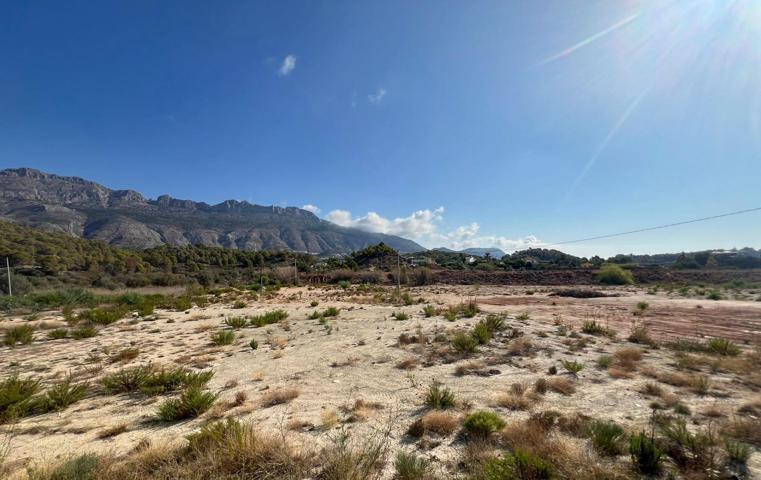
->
97;423;128;439
421;410;459;436
259;387;300;407
546;377;575;395
396;357;418;370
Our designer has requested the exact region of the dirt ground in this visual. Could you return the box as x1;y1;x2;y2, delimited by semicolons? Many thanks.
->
1;284;760;478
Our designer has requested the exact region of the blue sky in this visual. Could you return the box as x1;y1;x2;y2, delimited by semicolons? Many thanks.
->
1;0;760;257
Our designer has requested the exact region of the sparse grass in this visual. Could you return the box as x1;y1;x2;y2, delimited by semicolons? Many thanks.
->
47;328;68;340
595;355;612;369
483;449;554;480
102;365;212;395
424;383;455;409
451;331;478;354
224;316;247;329
629;431;663;475
3;325;34;347
422;305;437;317
79;306;127;325
250;309;289;327
249;338;259;350
157;386;217;421
44;376;87;411
27;453;100;480
260;387;299;407
561;360;584;375
232;300;247;309
581;320;610;336
394;451;431;480
724;440;751;464
0;375;41;423
71;326;97;339
471;322;492;345
393;311;410;321
462;411;505;440
707;337;741;356
211;330;235;345
588;420;626;456
627;321;655;346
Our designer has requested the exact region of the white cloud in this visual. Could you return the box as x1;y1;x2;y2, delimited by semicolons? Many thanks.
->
430;223;541;252
324;207;541;253
278;54;296;76
301;204;321;214
327;207;443;238
367;88;387;105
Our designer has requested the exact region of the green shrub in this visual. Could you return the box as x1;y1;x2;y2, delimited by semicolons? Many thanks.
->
483;314;505;332
79;306;127;325
471;322;492;345
310;300;319;307
484;449;554;480
451;332;478;354
211;330;235;346
707;337;740;356
224;316;247;329
724;440;751;464
48;329;68;340
157;387;217;421
424;383;455;409
393;312;410;321
140;368;213;395
102;365;154;394
462;411;505;439
394;451;431;480
636;301;649;312
249;338;259;350
461;300;479;318
706;290;723;301
71;326;97;340
323;306;340;317
588;420;626;456
561;360;584;375
629;431;663;474
186;417;253;454
581;321;609;336
250;309;289;327
597;264;634;285
596;355;613;369
3;324;35;347
422;305;437;318
232;300;247;309
0;374;41;422
103;366;212;396
443;310;457;322
44;377;87;411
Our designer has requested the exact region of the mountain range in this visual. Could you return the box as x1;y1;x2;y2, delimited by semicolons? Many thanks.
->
0;168;425;255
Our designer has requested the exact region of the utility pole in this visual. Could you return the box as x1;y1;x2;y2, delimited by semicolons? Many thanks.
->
6;257;11;297
294;256;298;285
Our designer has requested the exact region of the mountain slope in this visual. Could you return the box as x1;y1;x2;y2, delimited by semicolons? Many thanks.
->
0;168;425;255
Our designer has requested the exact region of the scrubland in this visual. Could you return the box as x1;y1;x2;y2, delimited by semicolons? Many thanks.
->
1;283;760;479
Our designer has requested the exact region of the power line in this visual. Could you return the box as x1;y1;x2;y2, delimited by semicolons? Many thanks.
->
542;206;761;247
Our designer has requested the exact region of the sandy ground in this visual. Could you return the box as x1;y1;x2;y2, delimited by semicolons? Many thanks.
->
1;284;760;478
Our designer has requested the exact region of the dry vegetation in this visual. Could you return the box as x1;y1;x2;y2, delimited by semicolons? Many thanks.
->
1;283;760;479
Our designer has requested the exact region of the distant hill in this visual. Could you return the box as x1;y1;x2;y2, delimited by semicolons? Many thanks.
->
433;247;506;258
0;168;425;255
